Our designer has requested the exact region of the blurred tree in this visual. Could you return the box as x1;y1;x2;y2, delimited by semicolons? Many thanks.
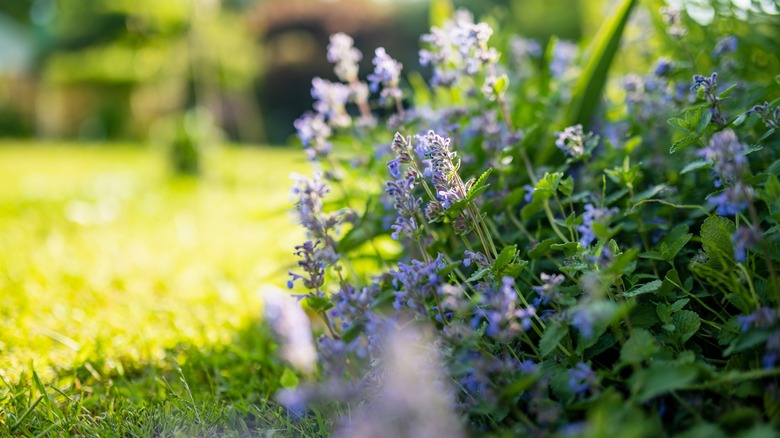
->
0;0;262;143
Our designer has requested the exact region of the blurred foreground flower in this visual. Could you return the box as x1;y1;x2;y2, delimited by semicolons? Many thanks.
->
263;288;317;374
333;325;464;438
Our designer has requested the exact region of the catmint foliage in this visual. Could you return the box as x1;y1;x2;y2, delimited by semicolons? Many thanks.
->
274;6;780;436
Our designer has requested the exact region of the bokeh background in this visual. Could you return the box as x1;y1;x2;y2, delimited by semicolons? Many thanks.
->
0;0;599;145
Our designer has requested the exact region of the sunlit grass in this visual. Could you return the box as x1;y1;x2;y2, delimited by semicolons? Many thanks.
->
0;142;322;435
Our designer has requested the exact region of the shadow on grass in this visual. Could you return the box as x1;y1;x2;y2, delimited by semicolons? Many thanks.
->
2;319;331;438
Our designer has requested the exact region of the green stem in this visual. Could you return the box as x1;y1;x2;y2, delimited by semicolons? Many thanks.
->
543;200;571;243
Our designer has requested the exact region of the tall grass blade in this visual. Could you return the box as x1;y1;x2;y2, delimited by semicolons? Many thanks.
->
563;0;638;127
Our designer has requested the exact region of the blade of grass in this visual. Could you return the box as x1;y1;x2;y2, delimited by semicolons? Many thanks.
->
535;0;637;165
10;395;43;432
563;0;637;128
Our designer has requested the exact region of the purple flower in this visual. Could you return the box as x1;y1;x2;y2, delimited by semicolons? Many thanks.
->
654;57;673;77
463;250;489;268
390;254;447;314
696;129;747;187
568;362;597;396
732;226;762;262
263;289;317;373
713;36;737;59
737;307;777;332
555;124;588;158
311;77;352;127
661;7;687;38
550;40;577;78
419;9;500;88
294;112;332;161
578;204;618;247
327;32;362;82
748;101;780;129
368;47;403;105
385;175;423;240
533;273;565;306
708;182;753;216
691;73;718;100
424;131;463;208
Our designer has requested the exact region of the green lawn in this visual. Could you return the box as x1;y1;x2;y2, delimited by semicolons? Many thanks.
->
0;142;326;436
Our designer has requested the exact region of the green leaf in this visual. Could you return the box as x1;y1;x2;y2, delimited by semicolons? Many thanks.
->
494;245;517;271
341;322;364;344
559;176;574;197
467;168;493;201
700;215;736;266
550;241;580;257
305;295;333;313
672;310;701;344
671;298;690;312
681;160;710;174
501;261;528;278
695;107;713;134
620;328;659;365
438;261;461;277
667;117;691;133
280;368;299;388
633;363;699;402
539;323;568;357
528;238;558;258
622;279;662;298
563;0;638;127
467;268;491;282
670;134;698;154
724;329;773;356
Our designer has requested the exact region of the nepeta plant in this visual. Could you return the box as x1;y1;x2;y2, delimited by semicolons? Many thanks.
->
270;3;780;436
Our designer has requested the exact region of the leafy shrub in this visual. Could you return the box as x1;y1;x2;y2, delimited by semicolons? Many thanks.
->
268;2;780;436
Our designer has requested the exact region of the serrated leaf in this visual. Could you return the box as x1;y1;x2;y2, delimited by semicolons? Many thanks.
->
620;328;659;365
528;238;558;258
501;261;528;277
661;233;692;262
467;268;490;282
494;245;517;271
467;168;493;201
701;215;736;265
670;134;698;154
539;323;568;357
671;298;690;312
667;117;691;133
550;241;580;257
673;310;701;344
622;279;662;297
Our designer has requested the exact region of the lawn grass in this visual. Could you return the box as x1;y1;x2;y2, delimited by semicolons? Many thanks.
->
0;142;326;436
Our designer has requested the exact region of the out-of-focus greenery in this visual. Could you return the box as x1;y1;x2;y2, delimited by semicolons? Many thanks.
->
0;142;306;382
0;143;321;435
